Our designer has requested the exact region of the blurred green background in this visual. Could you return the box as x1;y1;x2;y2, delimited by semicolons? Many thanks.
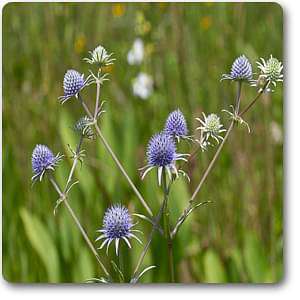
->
2;2;283;283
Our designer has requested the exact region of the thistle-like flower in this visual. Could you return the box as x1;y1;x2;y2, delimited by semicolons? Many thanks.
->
221;55;253;82
257;55;283;89
74;116;94;139
31;144;63;182
96;204;142;255
140;132;189;185
83;45;115;66
58;69;90;104
196;113;226;144
164;109;188;140
132;72;153;100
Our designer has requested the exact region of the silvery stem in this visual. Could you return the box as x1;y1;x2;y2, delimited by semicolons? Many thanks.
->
94;123;153;216
118;242;125;283
171;201;211;238
239;81;269;117
191;121;235;202
78;93;153;217
94;82;100;121
48;175;110;278
235;80;242;114
173;81;268;237
64;135;83;193
190;81;242;203
161;168;175;282
172;82;242;238
131;198;166;283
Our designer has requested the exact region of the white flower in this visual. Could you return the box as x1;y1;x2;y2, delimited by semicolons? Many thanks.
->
84;45;115;66
270;121;283;144
196;113;226;144
127;38;144;65
132;72;153;100
256;55;283;91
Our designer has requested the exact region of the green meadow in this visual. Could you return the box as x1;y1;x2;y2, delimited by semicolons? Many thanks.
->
2;2;283;283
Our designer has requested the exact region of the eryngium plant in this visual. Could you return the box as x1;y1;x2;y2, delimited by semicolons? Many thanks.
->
164;109;188;139
31;144;63;182
74;116;95;139
196;113;226;144
141;132;189;185
257;55;283;89
31;46;283;283
221;55;253;82
96;204;142;255
58;69;91;104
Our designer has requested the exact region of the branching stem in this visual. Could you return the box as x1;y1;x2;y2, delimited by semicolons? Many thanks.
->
131;184;171;283
172;81;268;237
190;82;242;203
64;135;83;193
48;175;110;278
78;93;153;217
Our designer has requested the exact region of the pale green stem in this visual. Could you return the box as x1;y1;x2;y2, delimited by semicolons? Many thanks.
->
131;195;167;283
239;81;269;117
173;81;268;237
161;168;175;283
172;82;242;237
190;81;242;202
48;175;110;278
64;135;83;193
94;82;100;121
78;93;153;217
118;242;124;283
171;201;211;238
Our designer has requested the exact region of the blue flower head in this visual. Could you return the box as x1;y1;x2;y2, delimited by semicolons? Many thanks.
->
147;132;176;167
31;144;63;182
96;204;142;255
164;109;188;139
58;69;88;104
221;55;253;82
141;132;189;185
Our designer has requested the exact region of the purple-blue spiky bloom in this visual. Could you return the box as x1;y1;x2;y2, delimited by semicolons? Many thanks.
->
141;132;189;185
221;55;253;82
58;69;87;104
147;132;176;167
164;109;188;138
96;204;142;255
31;144;63;182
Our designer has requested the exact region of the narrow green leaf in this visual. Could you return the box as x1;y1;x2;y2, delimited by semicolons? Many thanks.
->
244;232;268;282
20;208;60;282
203;249;227;283
73;247;94;282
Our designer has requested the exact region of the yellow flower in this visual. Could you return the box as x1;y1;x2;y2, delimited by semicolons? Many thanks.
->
112;4;125;17
135;11;151;36
200;16;212;30
205;1;214;6
145;43;155;57
74;35;86;54
101;64;114;74
158;2;168;10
